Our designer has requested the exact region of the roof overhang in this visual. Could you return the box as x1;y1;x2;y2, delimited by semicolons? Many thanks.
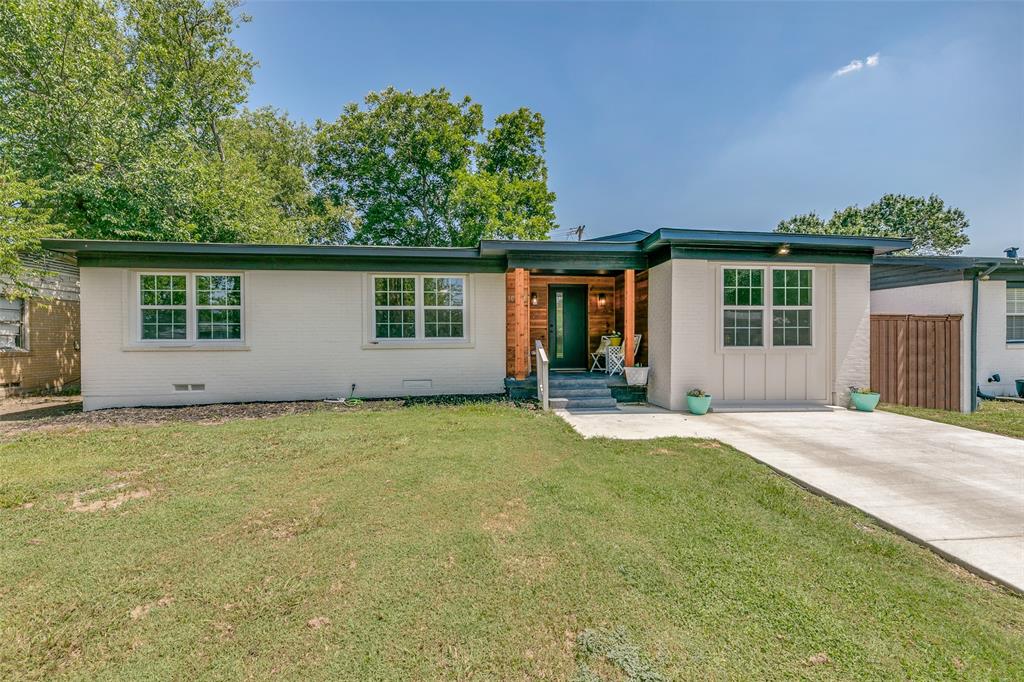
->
871;254;1024;290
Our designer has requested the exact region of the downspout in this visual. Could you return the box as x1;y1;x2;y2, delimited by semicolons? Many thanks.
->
970;263;1000;412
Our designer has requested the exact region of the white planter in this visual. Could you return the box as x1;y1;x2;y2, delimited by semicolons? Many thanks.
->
624;366;649;386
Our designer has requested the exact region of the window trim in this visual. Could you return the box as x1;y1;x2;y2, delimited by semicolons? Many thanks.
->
194;273;244;342
718;265;817;351
367;273;470;346
133;271;246;346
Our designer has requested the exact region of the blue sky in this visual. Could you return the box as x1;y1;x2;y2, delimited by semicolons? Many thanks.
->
236;1;1023;255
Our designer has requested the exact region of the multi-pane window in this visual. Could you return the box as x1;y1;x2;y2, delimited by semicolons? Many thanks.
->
196;275;242;340
138;273;243;343
423;277;464;338
723;268;764;347
0;298;25;351
371;275;468;342
140;275;187;340
373;277;416;339
1008;287;1024;343
722;267;814;348
772;269;812;346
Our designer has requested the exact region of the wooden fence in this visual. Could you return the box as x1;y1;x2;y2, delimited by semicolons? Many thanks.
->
870;314;962;411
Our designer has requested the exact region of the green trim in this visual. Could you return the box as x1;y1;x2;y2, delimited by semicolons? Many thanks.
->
507;253;647;272
77;252;506;273
1008;281;1024;288
667;246;874;264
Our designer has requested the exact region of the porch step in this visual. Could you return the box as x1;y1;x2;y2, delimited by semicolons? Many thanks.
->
563;397;619;409
549;386;613;399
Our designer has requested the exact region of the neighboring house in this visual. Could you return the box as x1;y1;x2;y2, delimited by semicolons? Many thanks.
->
0;253;81;397
871;254;1024;412
42;229;909;411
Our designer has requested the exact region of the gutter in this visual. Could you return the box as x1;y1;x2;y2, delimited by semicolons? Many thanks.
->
970;263;1001;412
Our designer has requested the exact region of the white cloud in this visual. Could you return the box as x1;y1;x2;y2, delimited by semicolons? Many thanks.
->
833;52;880;77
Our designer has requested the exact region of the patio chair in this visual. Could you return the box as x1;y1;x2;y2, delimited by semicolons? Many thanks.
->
607;334;642;376
590;335;612;372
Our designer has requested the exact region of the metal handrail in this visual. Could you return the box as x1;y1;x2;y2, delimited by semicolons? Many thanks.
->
534;340;549;411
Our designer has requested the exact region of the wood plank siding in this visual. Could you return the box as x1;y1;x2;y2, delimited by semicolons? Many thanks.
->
870;314;962;411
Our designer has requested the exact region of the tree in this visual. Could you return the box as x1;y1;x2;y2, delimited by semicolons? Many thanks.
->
313;88;557;246
775;194;970;255
0;163;64;296
0;0;308;245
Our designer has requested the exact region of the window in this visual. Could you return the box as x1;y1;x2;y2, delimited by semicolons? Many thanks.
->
1008;287;1024;343
723;268;764;347
137;273;243;343
374;276;416;339
721;266;814;349
196;275;242;340
0;298;25;351
423;277;464;338
772;269;812;346
371;275;468;342
140;275;187;340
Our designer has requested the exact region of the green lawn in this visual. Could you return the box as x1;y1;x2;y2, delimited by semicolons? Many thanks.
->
2;404;1022;680
881;400;1024;439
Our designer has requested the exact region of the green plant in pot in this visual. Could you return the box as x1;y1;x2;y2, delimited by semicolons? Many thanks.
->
686;388;712;415
849;386;880;412
608;331;623;346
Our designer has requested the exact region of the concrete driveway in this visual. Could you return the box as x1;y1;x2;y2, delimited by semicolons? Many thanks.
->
559;405;1024;593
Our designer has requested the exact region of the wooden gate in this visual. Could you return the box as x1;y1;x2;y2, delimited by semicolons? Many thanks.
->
870;314;962;411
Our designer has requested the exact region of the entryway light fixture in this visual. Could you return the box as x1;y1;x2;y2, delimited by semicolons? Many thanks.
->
597;293;607;308
776;243;791;256
530;292;538;306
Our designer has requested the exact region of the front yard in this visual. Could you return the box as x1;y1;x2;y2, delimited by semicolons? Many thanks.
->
2;403;1022;680
881;399;1024;439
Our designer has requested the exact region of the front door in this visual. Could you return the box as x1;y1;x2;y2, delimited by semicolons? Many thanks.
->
548;285;588;369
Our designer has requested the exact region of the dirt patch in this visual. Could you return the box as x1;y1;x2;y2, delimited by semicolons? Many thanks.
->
70;488;152;513
805;652;832;666
503;553;556;582
306;616;331;630
482;498;528;537
129;595;174;621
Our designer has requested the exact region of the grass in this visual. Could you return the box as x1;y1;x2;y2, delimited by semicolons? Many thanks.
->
880;399;1024;439
1;404;1022;680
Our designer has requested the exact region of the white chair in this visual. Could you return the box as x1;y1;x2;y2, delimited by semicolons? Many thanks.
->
606;334;642;376
590;335;612;372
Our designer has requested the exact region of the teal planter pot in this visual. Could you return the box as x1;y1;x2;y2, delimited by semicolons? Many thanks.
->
850;391;880;412
686;395;712;415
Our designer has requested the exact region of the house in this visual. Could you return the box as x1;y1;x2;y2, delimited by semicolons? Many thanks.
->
41;229;910;411
0;253;81;397
871;254;1024;412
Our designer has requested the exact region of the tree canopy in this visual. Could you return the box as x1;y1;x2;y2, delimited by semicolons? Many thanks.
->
313;88;557;246
775;194;970;255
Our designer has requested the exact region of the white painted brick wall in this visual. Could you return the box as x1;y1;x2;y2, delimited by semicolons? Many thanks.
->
833;264;872;406
80;268;506;410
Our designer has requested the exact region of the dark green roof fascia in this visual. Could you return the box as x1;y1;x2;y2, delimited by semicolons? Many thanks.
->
506;252;647;272
871;256;1024;290
642;228;912;256
664;246;874;264
74;251;506;273
478;239;643;257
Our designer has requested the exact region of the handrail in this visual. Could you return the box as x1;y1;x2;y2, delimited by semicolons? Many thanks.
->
535;340;549;411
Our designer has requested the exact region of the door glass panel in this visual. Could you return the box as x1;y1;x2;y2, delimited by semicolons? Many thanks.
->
555;291;564;359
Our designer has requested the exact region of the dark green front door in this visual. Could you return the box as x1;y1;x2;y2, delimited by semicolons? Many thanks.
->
548;285;588;369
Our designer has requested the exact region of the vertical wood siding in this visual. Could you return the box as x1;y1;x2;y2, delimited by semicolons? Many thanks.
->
870;314;962;411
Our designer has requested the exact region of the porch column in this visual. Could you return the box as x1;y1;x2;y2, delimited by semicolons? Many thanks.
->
623;269;635;367
506;268;531;379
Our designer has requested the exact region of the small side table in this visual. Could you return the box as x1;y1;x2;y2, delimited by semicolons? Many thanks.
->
606;345;625;375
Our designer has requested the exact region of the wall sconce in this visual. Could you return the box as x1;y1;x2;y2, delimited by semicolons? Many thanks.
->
776;244;791;256
530;292;538;306
597;293;607;308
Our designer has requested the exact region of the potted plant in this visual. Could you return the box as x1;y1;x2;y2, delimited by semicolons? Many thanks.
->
608;331;623;346
624;363;649;386
849;386;881;412
686;388;712;415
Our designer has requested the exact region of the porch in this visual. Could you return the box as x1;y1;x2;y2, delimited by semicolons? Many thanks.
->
504;371;648;405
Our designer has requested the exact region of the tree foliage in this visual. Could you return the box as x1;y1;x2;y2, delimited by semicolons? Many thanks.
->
775;194;970;255
313;88;557;246
0;163;64;296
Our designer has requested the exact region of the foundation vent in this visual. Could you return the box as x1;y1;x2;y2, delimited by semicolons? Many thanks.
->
173;384;206;392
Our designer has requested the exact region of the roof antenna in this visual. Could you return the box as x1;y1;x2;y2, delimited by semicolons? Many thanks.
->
1005;246;1019;259
569;225;586;241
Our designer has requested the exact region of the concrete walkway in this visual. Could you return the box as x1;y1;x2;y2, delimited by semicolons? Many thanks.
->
558;405;1024;593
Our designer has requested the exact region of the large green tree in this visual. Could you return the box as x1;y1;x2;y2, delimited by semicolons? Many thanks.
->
0;163;64;296
313;88;557;246
775;194;970;255
0;0;310;246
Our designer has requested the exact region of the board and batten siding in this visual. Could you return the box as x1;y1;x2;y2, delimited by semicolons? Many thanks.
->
646;259;870;410
80;268;506;410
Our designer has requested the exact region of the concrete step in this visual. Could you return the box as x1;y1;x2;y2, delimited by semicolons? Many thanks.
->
548;397;569;409
549;377;611;388
564;397;619;409
549;387;613;399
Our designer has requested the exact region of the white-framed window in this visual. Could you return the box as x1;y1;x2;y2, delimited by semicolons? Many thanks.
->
137;272;244;343
723;268;765;347
0;297;26;351
721;266;814;349
371;274;468;342
1008;286;1024;343
772;268;813;347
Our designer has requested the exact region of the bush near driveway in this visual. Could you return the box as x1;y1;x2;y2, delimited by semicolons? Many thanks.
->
2;404;1022;680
